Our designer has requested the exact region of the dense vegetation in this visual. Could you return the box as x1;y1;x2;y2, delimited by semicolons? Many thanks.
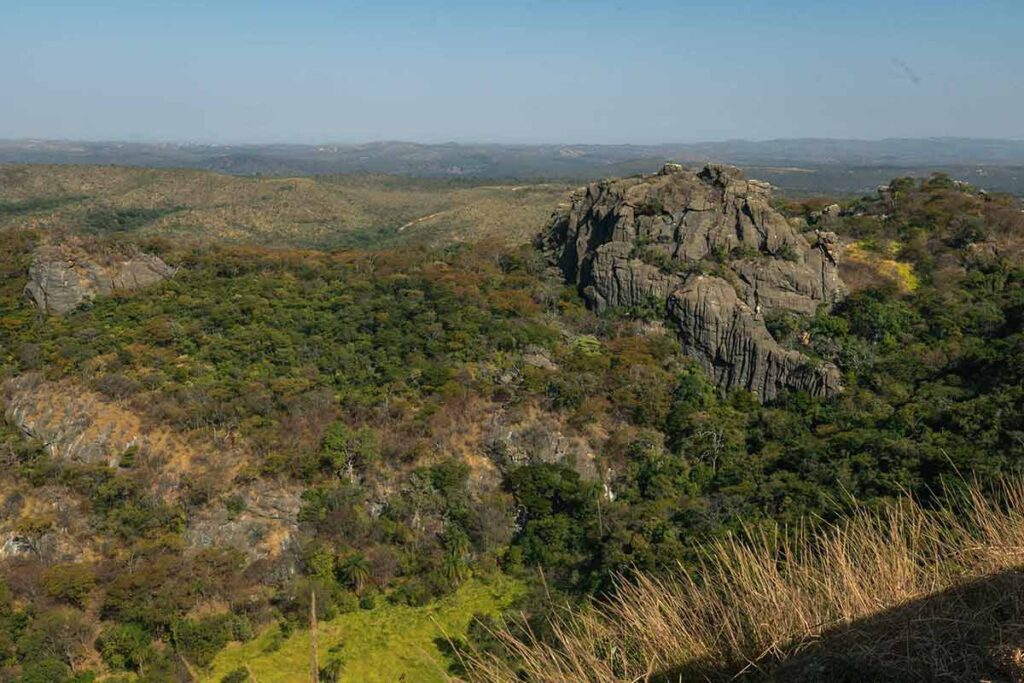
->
0;172;1021;681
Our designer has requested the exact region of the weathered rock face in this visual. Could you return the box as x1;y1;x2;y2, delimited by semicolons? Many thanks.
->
483;410;598;480
0;484;99;564
24;241;174;314
4;374;164;467
2;374;299;560
184;482;302;561
669;276;842;399
543;164;847;401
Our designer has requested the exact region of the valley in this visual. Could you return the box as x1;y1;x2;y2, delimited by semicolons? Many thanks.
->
5;0;1021;678
0;161;1022;682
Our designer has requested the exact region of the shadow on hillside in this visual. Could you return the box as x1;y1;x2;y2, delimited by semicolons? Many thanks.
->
656;568;1024;683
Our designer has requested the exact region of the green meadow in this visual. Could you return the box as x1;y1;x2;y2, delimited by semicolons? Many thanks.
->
205;575;525;683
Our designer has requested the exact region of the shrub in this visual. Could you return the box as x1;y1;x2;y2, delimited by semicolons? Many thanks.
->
224;494;247;519
172;614;250;668
320;658;343;682
636;196;664;217
41;564;95;608
98;623;151;671
20;658;71;683
947;215;989;247
776;241;800;261
221;667;250;683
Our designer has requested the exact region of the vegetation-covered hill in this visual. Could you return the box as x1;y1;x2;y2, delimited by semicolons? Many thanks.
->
0;164;567;249
0;164;1021;682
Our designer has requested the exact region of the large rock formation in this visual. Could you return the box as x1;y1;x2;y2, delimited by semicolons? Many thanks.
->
24;240;174;314
542;163;846;401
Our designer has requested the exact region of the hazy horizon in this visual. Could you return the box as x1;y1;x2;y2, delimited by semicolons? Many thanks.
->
5;135;1024;147
4;1;1022;145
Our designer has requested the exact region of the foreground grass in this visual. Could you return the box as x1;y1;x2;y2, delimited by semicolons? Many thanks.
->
462;481;1024;682
205;574;524;683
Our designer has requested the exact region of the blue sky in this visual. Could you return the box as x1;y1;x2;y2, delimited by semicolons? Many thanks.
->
1;0;1021;143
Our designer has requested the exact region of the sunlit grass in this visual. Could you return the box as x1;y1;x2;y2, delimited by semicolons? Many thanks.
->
463;480;1024;682
205;574;524;683
846;241;920;292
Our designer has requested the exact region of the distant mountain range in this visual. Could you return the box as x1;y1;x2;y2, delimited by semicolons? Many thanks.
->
2;137;1023;195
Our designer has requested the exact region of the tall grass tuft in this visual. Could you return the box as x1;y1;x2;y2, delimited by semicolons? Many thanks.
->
459;479;1024;682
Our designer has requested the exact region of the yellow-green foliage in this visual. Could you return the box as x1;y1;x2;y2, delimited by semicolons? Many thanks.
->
845;241;920;293
205;575;524;683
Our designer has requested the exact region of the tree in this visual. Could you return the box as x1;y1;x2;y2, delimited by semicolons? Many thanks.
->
440;527;471;585
17;609;94;673
507;463;598;583
338;553;371;593
98;623;151;671
41;564;95;609
319;422;379;483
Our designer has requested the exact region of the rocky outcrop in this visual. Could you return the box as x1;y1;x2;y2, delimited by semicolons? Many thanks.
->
2;374;297;560
0;484;99;564
1;372;250;481
483;411;598;479
669;276;841;399
4;374;163;467
543;163;846;401
24;240;174;314
184;482;301;561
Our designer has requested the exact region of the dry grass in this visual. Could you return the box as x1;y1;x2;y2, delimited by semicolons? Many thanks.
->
461;480;1024;682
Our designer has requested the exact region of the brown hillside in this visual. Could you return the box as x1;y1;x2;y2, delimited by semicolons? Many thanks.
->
0;164;568;249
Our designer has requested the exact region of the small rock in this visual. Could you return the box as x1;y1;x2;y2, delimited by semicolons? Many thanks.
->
522;346;558;371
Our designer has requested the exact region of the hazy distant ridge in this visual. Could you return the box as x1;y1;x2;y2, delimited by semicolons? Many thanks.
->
2;138;1023;194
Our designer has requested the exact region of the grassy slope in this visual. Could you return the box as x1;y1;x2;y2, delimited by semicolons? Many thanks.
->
464;481;1024;682
205;575;524;683
0;164;567;249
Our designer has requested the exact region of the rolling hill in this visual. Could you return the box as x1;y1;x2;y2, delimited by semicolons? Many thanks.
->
0;164;568;249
